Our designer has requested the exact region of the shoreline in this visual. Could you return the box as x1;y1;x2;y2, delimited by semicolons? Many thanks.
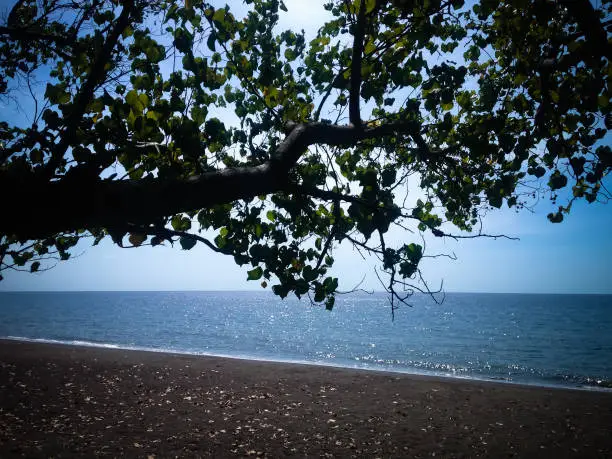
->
2;339;612;457
2;336;610;393
2;290;612;295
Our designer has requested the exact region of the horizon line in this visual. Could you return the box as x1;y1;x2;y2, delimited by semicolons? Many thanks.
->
1;290;611;295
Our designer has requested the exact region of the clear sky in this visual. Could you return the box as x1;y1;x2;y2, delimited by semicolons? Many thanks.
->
1;0;611;294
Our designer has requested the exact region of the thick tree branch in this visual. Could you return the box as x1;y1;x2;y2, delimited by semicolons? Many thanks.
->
272;119;423;170
2;120;429;241
2;163;277;241
349;0;367;126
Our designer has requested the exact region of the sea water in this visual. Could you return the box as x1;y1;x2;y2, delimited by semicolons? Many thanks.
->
0;291;611;390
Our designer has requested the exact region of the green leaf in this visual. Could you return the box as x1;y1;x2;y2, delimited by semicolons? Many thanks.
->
128;233;147;247
598;95;609;108
207;32;217;51
548;171;568;191
30;149;43;164
284;49;297;61
549;90;559;104
323;276;338;293
247;266;263;281
45;83;70;105
303;265;318;282
381;168;396;187
121;25;134;39
314;284;325;302
533;166;546;178
191;106;207;125
171;216;192;232
180;236;197;250
212;8;226;22
489;195;502;208
151;236;164;247
126;90;149;113
547;211;564;223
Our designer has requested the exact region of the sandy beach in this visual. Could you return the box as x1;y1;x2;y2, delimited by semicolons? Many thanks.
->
1;339;611;458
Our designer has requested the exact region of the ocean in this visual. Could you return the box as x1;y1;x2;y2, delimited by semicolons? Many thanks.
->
0;291;611;390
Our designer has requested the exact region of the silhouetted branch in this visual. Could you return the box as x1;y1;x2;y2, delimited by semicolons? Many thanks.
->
349;0;366;126
431;228;519;241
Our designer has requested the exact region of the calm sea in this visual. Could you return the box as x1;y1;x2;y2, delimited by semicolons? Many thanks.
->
0;291;611;390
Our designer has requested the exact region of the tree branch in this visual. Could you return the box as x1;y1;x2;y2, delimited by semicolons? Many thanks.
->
2;119;430;241
0;26;71;46
123;224;229;254
349;0;366;126
431;228;519;241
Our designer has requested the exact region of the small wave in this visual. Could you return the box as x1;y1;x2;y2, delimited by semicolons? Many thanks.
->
536;372;612;391
1;335;286;362
3;335;612;393
581;378;612;389
4;336;122;349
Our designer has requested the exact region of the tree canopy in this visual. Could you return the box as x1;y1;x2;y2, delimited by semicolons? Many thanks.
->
0;0;610;309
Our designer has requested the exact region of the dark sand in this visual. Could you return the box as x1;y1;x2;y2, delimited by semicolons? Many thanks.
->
1;340;611;458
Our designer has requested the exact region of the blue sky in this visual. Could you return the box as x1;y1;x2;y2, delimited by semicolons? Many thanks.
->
1;0;611;294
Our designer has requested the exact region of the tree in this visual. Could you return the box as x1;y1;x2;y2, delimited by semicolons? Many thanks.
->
0;0;610;311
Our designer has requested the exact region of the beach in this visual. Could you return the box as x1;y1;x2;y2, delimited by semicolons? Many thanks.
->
1;340;611;458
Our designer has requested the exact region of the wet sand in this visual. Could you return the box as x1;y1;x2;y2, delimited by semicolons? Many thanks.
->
1;339;611;457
